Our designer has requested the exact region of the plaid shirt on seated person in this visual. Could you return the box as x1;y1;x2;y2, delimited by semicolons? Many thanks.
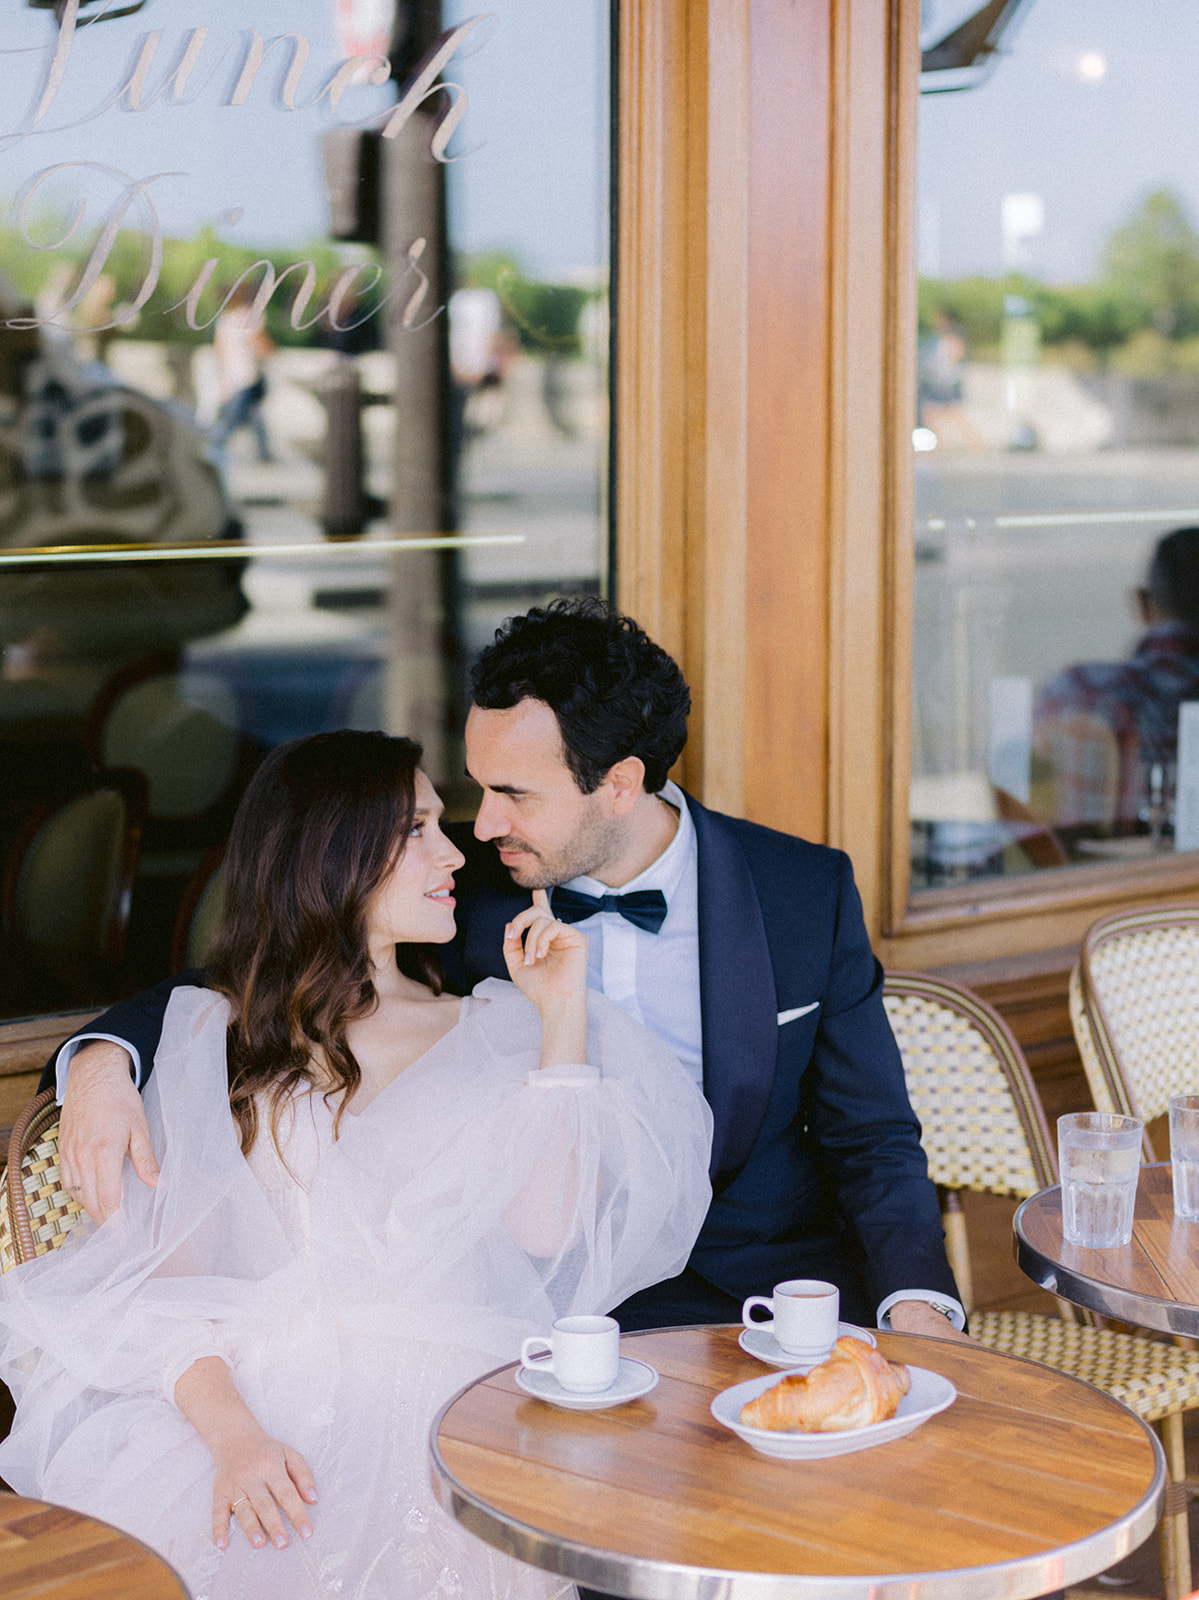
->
1034;621;1199;827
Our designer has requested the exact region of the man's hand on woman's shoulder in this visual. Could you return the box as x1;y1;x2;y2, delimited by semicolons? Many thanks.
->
59;1040;159;1225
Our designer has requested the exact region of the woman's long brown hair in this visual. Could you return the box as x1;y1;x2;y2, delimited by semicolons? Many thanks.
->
206;731;442;1153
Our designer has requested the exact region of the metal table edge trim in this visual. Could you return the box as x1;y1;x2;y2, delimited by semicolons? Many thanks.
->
1014;1188;1199;1336
428;1356;1167;1600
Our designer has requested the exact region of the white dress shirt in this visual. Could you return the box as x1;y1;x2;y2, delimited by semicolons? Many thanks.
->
562;780;704;1091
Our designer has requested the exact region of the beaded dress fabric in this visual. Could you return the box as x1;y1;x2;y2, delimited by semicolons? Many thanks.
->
0;982;713;1600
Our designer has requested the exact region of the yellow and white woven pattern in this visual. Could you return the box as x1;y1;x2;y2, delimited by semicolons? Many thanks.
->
1086;919;1199;1124
0;1121;85;1273
973;1310;1199;1422
883;991;1043;1196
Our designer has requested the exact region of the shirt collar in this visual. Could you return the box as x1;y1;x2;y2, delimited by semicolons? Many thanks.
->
565;780;695;902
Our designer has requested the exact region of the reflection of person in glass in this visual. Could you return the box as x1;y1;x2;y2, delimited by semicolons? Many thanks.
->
1034;526;1199;826
212;281;275;464
0;731;711;1600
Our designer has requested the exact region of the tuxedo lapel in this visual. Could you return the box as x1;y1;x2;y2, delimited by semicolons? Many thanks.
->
689;796;778;1186
462;884;524;985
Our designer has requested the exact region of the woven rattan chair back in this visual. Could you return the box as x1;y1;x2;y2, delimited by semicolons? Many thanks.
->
886;968;1199;1600
0;1089;85;1272
1074;905;1199;1157
883;971;1057;1198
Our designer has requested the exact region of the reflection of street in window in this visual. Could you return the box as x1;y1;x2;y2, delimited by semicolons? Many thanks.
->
912;1;1199;888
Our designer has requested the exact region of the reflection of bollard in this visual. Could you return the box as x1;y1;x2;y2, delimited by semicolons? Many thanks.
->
318;360;367;539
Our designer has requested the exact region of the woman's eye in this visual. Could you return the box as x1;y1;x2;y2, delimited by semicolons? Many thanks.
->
409;822;424;837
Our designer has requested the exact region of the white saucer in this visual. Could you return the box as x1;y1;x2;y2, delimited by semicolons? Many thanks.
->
711;1365;957;1458
515;1356;659;1410
738;1321;877;1370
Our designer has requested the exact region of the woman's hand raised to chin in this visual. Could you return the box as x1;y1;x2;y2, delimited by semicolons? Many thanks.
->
503;890;589;1069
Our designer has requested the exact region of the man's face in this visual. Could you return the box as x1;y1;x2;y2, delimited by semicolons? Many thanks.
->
465;699;626;888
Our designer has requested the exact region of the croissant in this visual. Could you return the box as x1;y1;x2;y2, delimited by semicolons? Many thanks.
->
740;1336;911;1432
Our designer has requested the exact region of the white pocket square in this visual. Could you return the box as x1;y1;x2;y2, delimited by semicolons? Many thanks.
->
777;1001;820;1026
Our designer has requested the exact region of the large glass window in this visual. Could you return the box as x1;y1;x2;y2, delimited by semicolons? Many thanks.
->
0;0;611;1017
912;0;1199;890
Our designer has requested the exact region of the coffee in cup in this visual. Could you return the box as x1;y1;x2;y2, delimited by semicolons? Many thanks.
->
741;1279;839;1358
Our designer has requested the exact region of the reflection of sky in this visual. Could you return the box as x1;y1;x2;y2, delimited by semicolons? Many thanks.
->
0;0;607;280
919;0;1199;283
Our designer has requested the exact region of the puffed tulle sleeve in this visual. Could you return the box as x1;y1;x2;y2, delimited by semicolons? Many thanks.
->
0;980;713;1425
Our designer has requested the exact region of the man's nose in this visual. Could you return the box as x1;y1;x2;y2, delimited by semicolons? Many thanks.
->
474;791;506;840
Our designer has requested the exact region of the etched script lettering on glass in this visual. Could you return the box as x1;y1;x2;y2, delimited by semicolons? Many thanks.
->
0;0;484;338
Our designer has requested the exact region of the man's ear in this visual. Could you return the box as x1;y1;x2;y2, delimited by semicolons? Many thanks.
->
605;757;647;814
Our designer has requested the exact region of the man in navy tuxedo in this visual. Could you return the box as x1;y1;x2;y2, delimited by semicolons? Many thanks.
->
49;600;964;1339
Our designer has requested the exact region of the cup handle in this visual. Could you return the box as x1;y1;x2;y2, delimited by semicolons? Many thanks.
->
521;1336;553;1371
742;1296;774;1330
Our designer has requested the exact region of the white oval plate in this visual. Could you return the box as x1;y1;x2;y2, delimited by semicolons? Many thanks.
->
738;1321;877;1371
516;1356;659;1410
710;1364;956;1459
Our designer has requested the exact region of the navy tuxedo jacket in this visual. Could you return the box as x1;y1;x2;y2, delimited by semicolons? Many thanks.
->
44;794;958;1329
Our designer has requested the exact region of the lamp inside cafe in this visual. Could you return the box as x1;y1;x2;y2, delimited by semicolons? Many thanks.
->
9;3;1199;1600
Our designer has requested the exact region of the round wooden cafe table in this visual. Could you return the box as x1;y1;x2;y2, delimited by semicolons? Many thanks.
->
0;1492;188;1600
430;1326;1164;1600
1015;1162;1199;1335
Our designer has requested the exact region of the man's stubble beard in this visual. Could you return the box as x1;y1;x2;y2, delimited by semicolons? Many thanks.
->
497;803;627;891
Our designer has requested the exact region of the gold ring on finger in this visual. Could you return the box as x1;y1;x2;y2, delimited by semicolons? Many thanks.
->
231;1496;249;1511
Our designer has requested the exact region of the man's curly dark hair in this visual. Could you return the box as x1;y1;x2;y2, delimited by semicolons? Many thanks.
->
470;598;691;794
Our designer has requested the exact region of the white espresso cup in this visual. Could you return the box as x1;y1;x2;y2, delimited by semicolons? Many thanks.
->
741;1279;840;1358
520;1314;620;1394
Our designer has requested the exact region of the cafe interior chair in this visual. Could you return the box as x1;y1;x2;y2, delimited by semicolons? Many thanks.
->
169;847;226;972
0;768;148;1007
1031;708;1137;828
83;653;244;855
884;970;1199;1600
1069;904;1199;1157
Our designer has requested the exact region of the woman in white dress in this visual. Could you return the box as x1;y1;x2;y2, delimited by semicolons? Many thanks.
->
0;731;712;1600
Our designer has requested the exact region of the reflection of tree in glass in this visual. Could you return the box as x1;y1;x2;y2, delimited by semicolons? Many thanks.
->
1101;189;1199;341
917;188;1199;371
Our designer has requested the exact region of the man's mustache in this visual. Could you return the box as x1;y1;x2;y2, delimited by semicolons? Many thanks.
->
494;836;538;855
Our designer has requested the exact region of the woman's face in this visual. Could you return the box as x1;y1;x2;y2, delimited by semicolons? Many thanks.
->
363;770;466;948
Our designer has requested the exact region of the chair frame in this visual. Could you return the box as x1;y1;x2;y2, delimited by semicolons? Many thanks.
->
1073;903;1199;1159
0;1088;83;1270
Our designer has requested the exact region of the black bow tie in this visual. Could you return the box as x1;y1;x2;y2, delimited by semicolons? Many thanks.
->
551;886;668;935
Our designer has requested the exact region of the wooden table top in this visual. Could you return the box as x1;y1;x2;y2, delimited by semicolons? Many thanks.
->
0;1493;187;1600
431;1326;1164;1600
1016;1162;1199;1335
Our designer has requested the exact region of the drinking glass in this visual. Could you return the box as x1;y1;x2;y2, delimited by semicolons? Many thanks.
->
1169;1095;1199;1222
1058;1112;1143;1248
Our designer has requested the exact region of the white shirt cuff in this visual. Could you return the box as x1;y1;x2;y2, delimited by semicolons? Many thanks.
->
875;1289;966;1331
54;1033;143;1103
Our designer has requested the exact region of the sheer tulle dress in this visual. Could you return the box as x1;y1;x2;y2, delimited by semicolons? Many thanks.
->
0;980;713;1600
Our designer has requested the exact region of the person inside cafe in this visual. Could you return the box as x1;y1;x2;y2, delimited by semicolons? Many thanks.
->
49;599;967;1342
0;730;713;1597
1034;524;1199;827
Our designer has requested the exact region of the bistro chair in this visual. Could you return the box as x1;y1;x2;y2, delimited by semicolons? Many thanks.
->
1069;905;1199;1156
1031;708;1137;828
83;654;243;852
0;1090;84;1273
884;970;1199;1599
0;769;148;1007
169;847;226;972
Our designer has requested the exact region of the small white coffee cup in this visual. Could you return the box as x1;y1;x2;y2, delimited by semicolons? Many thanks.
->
742;1279;840;1358
520;1314;620;1394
